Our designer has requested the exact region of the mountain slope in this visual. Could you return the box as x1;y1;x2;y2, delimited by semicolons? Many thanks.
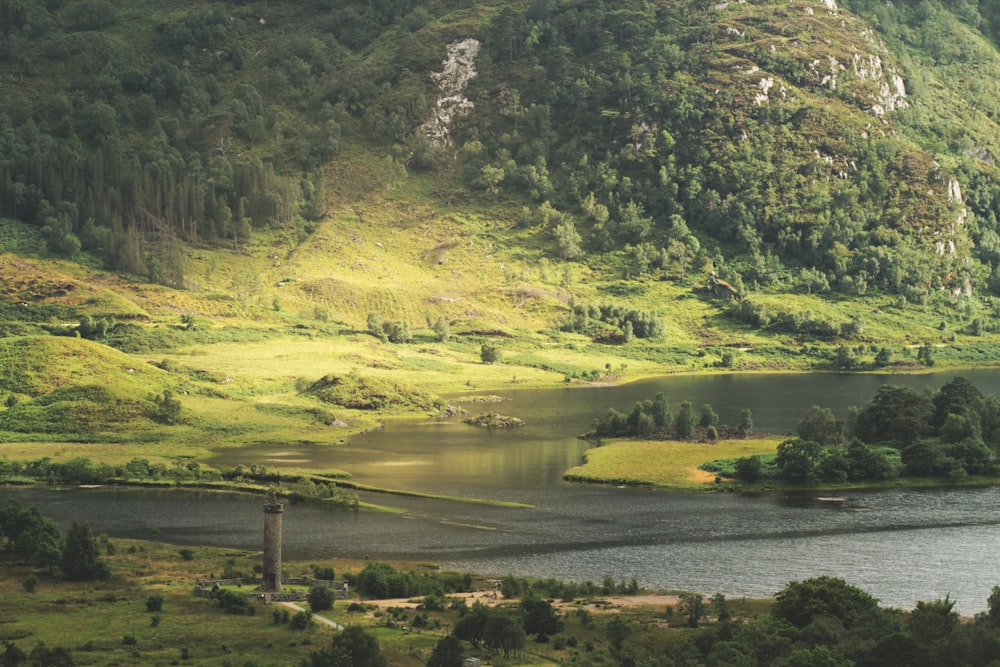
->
1;0;1000;387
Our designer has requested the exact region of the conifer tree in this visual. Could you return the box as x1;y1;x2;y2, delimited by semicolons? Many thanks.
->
61;520;110;581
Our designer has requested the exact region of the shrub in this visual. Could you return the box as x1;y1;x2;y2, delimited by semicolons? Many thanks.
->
146;595;164;612
734;456;763;482
289;610;313;630
308;585;335;612
22;573;38;593
480;344;502;364
215;589;255;615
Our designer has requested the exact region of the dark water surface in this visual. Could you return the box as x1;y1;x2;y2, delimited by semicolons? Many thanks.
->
9;371;1000;613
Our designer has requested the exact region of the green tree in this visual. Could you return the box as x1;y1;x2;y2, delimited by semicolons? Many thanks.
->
699;403;719;429
835;345;856;370
907;597;959;664
289;610;313;630
855;385;933;447
27;642;74;667
383;320;411;343
521;595;562;641
308;585;335;612
678;593;706;627
553;218;583;259
366;312;384;340
61;520;110;581
483;611;525;658
932;377;983;432
712;593;732;622
433;317;450;343
453;603;490;648
480;344;502;364
304;627;386;667
796;406;842;447
773;576;879;629
775;438;824;485
1;642;26;666
917;342;935;367
426;635;464;667
675;400;695;439
738;408;754;437
149;390;182;425
605;615;632;654
651;392;671;430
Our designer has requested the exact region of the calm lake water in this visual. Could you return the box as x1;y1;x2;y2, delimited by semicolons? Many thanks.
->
9;371;1000;613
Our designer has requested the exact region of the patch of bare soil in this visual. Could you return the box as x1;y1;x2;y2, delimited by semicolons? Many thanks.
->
360;590;684;613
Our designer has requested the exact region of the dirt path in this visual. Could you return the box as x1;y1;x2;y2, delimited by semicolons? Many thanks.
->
278;601;343;630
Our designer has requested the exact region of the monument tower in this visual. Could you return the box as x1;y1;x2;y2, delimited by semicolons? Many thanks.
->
262;498;283;592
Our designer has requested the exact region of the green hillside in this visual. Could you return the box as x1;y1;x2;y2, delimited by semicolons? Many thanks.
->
3;0;1000;444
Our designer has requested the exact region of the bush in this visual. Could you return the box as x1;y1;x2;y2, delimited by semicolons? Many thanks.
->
734;456;763;482
146;595;164;612
22;573;38;593
289;610;313;630
308;585;335;612
480;344;502;364
215;589;256;615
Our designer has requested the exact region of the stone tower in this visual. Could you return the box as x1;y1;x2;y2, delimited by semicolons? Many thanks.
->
262;499;283;592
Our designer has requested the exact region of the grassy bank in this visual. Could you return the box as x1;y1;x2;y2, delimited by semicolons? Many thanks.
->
563;437;785;490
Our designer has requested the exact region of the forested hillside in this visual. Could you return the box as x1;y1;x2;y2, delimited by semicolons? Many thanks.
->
4;0;1000;339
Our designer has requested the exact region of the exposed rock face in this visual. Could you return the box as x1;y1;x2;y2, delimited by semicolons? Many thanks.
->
422;38;481;149
851;53;908;116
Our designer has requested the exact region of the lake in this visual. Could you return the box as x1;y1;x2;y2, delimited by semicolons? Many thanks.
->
8;370;1000;613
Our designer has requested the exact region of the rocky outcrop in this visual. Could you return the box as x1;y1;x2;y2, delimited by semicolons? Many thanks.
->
421;38;480;149
463;412;524;428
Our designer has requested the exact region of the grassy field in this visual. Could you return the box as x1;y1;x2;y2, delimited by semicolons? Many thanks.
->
564;437;785;490
2;137;1000;488
0;537;773;667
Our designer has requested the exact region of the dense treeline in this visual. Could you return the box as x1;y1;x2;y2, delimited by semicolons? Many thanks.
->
559;301;665;342
731;376;1000;484
0;1;343;284
592;392;751;440
0;500;109;581
348;561;473;599
5;0;1000;307
588;575;1000;667
4;0;1000;316
593;377;1000;485
450;0;1000;301
424;569;1000;667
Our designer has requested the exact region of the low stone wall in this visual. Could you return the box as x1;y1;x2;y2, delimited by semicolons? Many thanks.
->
196;578;244;587
265;592;307;603
285;577;350;598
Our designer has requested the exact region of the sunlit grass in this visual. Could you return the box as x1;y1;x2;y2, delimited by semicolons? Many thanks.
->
565;437;784;489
